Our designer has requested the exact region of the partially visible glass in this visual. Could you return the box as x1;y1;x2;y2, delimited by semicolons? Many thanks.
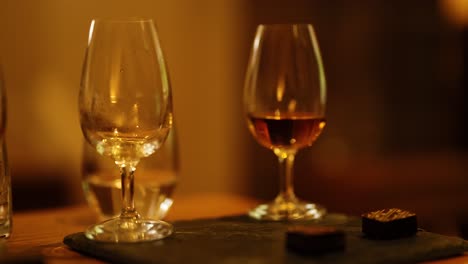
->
0;140;11;239
82;128;179;221
0;65;11;238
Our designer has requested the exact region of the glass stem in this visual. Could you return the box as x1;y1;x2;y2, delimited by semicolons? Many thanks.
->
120;165;140;219
275;150;297;202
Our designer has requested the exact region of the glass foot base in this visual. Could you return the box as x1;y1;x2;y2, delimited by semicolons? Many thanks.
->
85;217;173;242
248;198;326;221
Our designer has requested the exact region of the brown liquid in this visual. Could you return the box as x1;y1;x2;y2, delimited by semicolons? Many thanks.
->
247;113;325;150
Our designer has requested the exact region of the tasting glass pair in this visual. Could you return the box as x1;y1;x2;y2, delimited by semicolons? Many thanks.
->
79;19;326;243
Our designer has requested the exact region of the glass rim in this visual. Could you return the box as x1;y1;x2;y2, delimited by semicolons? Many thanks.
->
91;17;155;24
257;23;314;28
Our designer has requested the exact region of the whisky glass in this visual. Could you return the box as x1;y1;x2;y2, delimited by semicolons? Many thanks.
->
79;18;173;242
244;24;327;221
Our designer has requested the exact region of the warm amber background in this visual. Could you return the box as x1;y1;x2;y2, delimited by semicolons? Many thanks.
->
1;0;468;235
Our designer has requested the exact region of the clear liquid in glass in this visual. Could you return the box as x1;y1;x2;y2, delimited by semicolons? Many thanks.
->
83;170;176;221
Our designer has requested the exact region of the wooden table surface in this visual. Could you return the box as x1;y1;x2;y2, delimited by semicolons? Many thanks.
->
1;193;467;264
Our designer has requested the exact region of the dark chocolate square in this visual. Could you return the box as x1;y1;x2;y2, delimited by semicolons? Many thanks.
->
286;226;346;255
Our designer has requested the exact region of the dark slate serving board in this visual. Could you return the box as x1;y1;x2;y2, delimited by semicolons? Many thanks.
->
64;214;468;264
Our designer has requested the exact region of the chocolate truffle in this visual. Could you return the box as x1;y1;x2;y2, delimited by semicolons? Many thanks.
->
362;208;417;239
